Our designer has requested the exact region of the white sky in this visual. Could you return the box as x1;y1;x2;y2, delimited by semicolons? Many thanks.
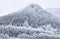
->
0;0;60;16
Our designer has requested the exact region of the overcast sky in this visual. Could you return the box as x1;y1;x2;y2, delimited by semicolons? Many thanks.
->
0;0;60;16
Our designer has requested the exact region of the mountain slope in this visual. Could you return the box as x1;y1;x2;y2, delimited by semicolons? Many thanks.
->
46;8;60;17
0;4;60;28
0;4;60;39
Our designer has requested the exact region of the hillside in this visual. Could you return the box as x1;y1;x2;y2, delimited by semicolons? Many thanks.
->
0;4;60;39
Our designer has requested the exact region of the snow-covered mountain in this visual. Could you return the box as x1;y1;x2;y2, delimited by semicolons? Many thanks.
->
0;4;60;39
0;4;60;29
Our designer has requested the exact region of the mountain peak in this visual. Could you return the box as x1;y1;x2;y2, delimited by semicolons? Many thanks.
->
24;4;42;12
29;4;42;9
